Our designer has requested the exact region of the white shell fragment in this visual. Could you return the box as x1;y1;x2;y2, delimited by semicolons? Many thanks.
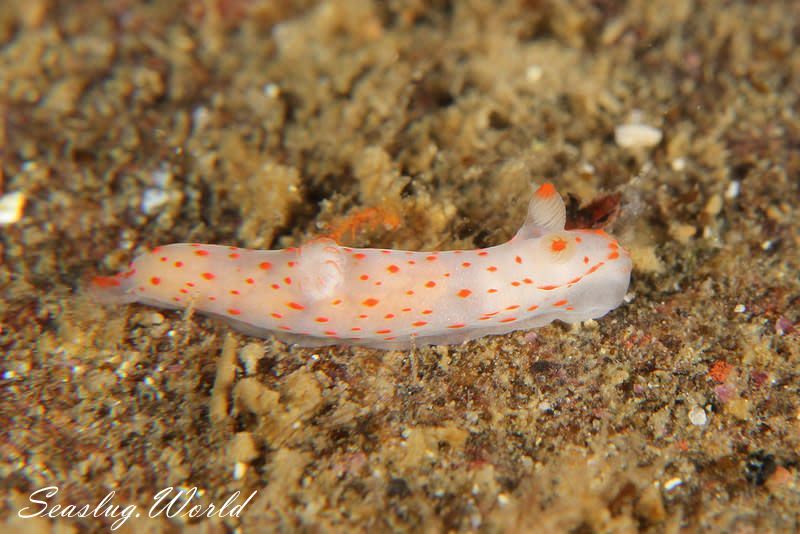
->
688;406;708;426
615;123;663;149
0;191;25;225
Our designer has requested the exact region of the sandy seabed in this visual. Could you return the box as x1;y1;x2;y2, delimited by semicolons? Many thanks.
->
1;0;799;532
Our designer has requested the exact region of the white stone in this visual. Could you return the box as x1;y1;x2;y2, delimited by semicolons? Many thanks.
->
141;188;170;215
688;406;707;426
525;65;543;83
615;123;663;149
0;191;25;225
725;181;740;199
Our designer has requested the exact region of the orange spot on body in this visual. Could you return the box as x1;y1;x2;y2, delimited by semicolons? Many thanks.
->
587;262;605;274
448;324;466;329
550;238;567;252
271;313;283;319
426;255;438;261
387;264;399;273
245;277;255;284
202;272;215;280
527;304;539;311
553;300;568;307
535;182;557;198
515;256;522;264
179;289;189;294
457;289;472;298
488;288;498;293
288;261;296;267
462;262;472;268
499;317;517;323
406;290;414;296
376;329;392;334
92;276;121;288
384;313;395;319
511;281;521;287
229;253;240;259
608;251;620;260
315;317;329;323
228;308;241;315
151;277;161;285
174;261;184;267
538;285;557;290
360;274;369;281
271;283;280;290
478;251;488;257
260;262;272;270
351;327;362;331
324;330;337;336
583;256;590;264
353;253;366;260
425;281;436;288
195;250;209;256
363;298;379;307
523;278;533;284
487;266;498;272
284;277;292;285
506;305;520;310
401;307;412;312
332;299;342;305
412;321;427;327
287;302;305;310
422;309;432;315
230;290;240;295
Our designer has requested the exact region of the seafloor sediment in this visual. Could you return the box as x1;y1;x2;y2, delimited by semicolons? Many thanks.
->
1;1;798;532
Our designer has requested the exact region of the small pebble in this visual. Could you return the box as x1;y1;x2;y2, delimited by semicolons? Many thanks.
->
141;188;170;215
775;316;794;336
671;157;687;171
725;181;740;199
734;304;746;313
664;477;683;491
704;194;723;216
525;65;543;83
233;462;247;480
615;123;662;149
264;83;281;98
0;191;25;225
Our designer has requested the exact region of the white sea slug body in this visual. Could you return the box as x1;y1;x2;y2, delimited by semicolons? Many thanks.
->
93;183;632;349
